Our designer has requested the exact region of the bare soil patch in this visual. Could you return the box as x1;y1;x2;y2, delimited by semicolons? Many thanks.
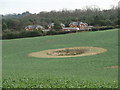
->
28;47;107;58
106;66;120;68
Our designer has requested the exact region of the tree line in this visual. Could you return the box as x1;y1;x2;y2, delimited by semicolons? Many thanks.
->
2;6;119;30
2;6;119;39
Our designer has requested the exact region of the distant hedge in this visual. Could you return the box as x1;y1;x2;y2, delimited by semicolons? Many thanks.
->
2;26;119;39
46;30;70;35
92;26;118;31
2;30;44;39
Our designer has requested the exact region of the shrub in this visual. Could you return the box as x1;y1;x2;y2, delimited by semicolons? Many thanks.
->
46;30;57;35
2;31;20;39
92;26;115;31
46;30;70;35
20;30;43;37
2;30;44;39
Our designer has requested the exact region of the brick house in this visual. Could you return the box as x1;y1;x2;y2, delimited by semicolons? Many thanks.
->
25;25;44;31
63;21;93;31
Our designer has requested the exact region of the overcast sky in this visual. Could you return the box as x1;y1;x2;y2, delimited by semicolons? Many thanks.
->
0;0;119;15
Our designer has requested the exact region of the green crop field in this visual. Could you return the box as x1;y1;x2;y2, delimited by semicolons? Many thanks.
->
2;29;119;88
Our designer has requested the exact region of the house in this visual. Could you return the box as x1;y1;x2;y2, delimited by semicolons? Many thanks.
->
63;21;93;31
25;25;44;31
48;23;54;29
60;23;65;28
35;25;44;30
69;22;79;27
48;23;65;29
25;25;35;31
69;22;88;29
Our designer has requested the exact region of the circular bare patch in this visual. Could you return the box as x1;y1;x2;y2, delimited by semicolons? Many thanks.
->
28;47;107;58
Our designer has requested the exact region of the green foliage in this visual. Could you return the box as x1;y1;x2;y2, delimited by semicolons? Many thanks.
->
2;22;8;30
2;30;20;39
2;29;118;88
3;19;20;30
2;78;118;88
92;26;115;31
2;30;44;39
46;30;57;35
2;7;118;31
53;22;62;31
20;30;43;37
46;30;69;35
